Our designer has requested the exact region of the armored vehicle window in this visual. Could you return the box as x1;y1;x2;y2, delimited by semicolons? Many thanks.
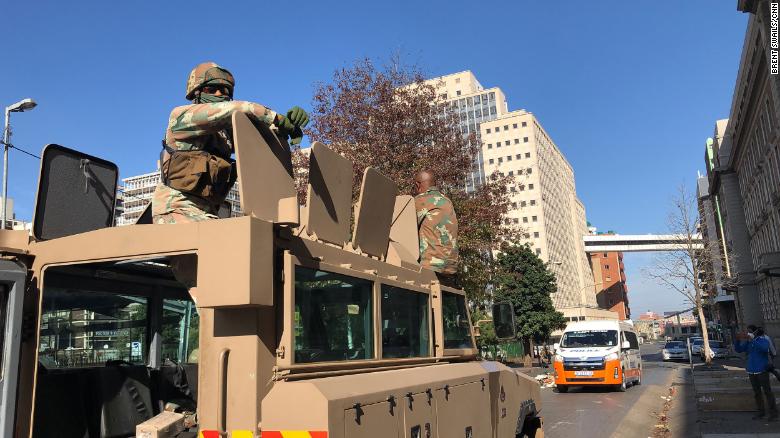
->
442;292;473;349
39;289;148;368
381;285;429;358
294;266;373;363
161;299;199;363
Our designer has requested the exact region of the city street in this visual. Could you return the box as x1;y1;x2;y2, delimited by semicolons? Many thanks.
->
540;342;690;438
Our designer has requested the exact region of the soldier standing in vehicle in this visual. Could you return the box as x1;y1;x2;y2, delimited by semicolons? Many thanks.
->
153;61;309;224
413;170;459;286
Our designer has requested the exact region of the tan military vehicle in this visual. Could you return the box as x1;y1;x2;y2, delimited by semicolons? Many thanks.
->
0;113;543;438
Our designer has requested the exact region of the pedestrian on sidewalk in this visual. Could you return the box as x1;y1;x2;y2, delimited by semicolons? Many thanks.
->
755;325;780;382
735;326;779;421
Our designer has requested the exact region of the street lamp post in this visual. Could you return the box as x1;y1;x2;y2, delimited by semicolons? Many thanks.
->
2;98;37;229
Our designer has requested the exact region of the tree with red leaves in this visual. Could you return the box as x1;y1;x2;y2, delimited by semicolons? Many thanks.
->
295;57;518;304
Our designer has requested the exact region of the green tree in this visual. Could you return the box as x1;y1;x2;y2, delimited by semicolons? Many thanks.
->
471;307;499;357
493;243;566;345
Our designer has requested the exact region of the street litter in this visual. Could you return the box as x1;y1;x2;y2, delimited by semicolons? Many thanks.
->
535;373;556;388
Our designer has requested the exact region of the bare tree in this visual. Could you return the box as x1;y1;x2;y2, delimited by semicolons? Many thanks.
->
645;184;734;365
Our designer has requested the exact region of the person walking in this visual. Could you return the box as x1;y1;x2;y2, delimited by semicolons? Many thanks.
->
735;325;778;420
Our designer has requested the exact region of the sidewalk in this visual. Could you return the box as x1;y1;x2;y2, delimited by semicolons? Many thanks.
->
691;357;780;437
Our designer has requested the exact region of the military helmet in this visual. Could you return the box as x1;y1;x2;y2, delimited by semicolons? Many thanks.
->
185;62;235;100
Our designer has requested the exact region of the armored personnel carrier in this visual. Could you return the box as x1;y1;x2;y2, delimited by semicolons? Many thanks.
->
0;112;543;437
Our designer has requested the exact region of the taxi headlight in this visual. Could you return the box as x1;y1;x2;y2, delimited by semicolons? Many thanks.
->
604;352;619;361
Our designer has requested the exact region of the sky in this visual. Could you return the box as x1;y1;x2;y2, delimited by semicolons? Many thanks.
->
2;1;748;314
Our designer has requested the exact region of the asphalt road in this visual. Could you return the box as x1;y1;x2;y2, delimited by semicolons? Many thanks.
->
540;342;689;438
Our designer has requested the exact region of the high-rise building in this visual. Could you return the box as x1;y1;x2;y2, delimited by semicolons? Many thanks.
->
590;250;630;320
429;71;508;191
115;169;242;226
426;71;597;312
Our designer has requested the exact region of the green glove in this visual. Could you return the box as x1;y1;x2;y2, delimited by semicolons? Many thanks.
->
276;106;309;145
286;106;309;129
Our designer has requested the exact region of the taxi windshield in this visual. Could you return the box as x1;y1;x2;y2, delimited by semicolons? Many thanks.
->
560;330;618;348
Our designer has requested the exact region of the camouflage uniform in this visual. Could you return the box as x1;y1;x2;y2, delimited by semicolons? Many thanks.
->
152;63;279;224
415;186;459;275
152;100;278;224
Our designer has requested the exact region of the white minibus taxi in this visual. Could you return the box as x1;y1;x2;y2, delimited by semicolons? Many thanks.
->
553;320;642;392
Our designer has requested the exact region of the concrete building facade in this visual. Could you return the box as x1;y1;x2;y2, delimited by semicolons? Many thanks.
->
427;71;597;312
710;4;780;335
697;161;738;328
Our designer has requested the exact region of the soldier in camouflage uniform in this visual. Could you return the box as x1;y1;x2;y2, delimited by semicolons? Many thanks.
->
413;170;459;286
152;61;309;224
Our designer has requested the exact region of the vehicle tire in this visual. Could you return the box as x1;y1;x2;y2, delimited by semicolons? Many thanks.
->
615;370;627;392
555;385;569;393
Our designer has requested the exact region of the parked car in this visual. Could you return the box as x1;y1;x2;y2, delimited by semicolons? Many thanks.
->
662;341;689;361
699;340;730;360
690;338;704;356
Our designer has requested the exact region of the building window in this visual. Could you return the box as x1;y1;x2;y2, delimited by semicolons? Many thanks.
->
522;121;527;127
523;217;529;223
510;186;517;192
525;152;531;158
486;128;491;134
530;200;536;206
516;154;522;159
519;185;525;191
487;143;492;149
534;232;539;238
508;155;513;161
508;170;514;176
498;158;503;163
606;276;612;282
512;202;517;209
603;253;607;257
526;168;533;174
536;248;541;255
455;78;461;83
513;123;518;129
523;137;529;143
489;159;494;164
456;90;461;96
532;216;537;222
504;125;509;130
521;201;527;207
513;218;519;224
605;265;610;269
528;184;534;190
514;139;520;144
505;140;510;146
